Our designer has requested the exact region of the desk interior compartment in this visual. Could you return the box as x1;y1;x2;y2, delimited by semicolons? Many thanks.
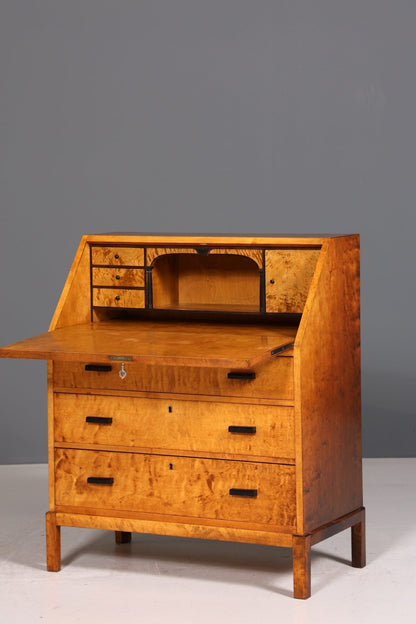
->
151;253;261;312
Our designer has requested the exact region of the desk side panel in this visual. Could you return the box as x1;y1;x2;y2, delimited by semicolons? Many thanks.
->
49;236;91;330
294;236;362;533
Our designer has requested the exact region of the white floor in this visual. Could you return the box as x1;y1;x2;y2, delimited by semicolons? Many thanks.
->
0;459;415;624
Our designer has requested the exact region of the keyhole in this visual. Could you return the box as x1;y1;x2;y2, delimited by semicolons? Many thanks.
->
169;463;173;470
119;363;127;380
168;406;173;413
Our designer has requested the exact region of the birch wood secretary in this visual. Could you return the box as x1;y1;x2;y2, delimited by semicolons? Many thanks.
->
0;233;365;599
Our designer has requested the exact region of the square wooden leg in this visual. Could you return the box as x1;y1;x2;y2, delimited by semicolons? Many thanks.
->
115;531;132;544
293;535;311;599
45;512;61;572
351;507;366;568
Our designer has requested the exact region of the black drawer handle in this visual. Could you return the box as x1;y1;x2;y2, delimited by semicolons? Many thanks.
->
86;416;113;425
227;372;256;380
85;364;112;372
229;488;258;498
228;426;256;435
87;477;114;485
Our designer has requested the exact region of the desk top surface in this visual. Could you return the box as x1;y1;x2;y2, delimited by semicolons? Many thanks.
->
84;233;357;246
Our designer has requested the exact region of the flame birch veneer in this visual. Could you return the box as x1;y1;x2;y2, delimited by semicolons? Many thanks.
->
0;233;365;599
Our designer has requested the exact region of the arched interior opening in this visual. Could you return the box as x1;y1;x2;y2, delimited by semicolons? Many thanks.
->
152;253;260;312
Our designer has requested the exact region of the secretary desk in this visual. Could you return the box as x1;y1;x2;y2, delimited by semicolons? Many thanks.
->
0;233;366;599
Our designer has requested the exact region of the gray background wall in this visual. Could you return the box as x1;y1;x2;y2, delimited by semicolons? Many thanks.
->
0;1;415;463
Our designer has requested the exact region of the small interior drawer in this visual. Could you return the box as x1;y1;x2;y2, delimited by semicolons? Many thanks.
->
53;357;294;401
91;246;145;266
92;288;145;308
92;268;145;288
54;448;296;528
54;393;295;460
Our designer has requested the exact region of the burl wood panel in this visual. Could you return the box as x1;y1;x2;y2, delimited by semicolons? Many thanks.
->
54;449;297;528
53;356;294;400
92;267;145;288
152;254;260;312
91;246;145;266
92;288;145;308
54;393;295;460
265;249;320;313
294;236;362;533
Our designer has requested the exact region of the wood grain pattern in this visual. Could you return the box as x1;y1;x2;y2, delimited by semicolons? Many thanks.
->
0;320;296;369
92;288;145;309
55;449;297;528
45;512;61;571
147;246;263;267
53;355;294;400
308;507;364;545
91;246;144;266
294;236;362;533
54;393;295;460
293;535;311;599
53;386;294;407
88;234;331;246
49;236;91;330
265;249;320;313
92;267;145;288
55;512;294;547
47;363;56;510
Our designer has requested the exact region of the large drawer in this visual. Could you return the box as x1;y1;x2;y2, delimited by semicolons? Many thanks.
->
53;357;294;401
54;448;296;528
54;393;295;460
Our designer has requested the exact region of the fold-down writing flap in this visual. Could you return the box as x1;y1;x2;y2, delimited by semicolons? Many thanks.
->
0;321;296;369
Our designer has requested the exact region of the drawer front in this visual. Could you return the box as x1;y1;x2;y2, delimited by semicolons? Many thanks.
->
91;246;145;266
53;357;294;401
54;393;295;460
92;288;145;308
92;267;145;288
55;448;296;528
